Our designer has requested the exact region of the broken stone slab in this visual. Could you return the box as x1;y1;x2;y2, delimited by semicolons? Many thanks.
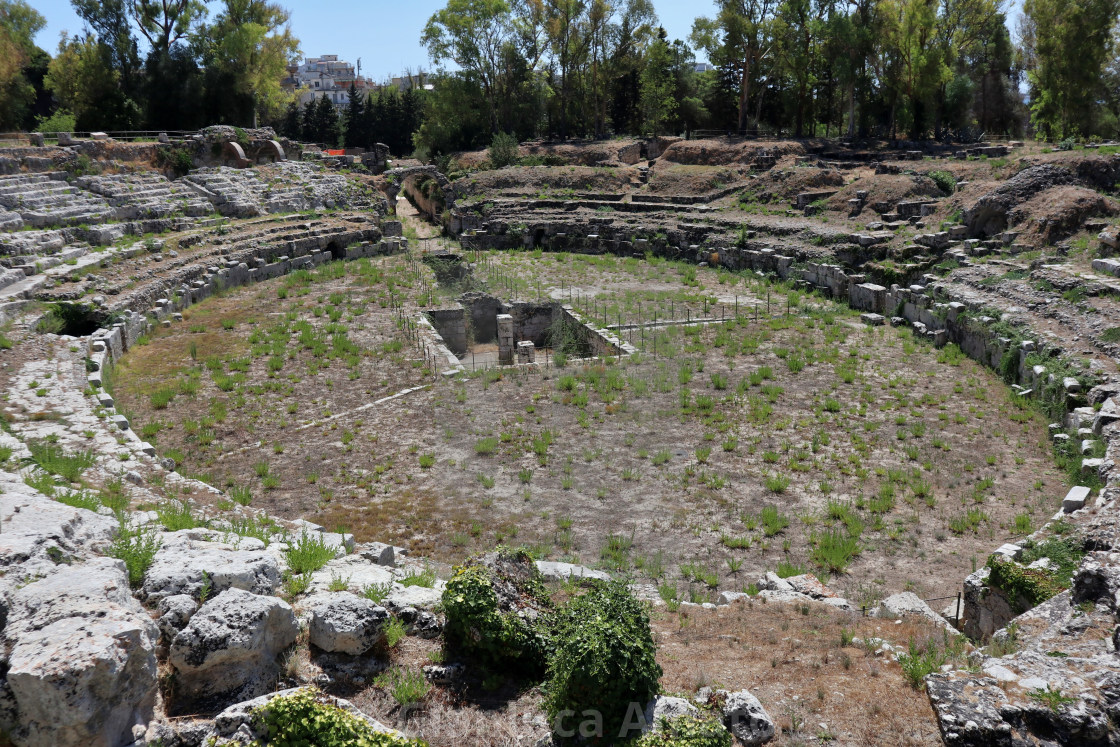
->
717;591;752;605
358;541;398;567
876;592;955;632
860;312;885;326
784;573;839;599
383;584;442;611
307;555;395;595
756;572;794;593
1063;486;1091;513
535;560;611;583
993;543;1022;560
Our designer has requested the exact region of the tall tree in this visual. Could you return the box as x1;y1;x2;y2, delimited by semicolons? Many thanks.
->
0;0;45;130
692;0;778;133
344;82;365;147
72;0;138;78
199;0;301;126
131;0;207;56
640;27;677;134
313;93;339;146
423;0;546;134
1023;0;1120;138
46;32;141;129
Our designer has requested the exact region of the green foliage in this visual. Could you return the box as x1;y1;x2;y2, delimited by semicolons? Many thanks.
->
399;566;437;588
1028;685;1076;712
251;687;428;746
776;560;805;578
545;580;662;742
928;170;956;195
25;440;95;483
384;616;408;648
441;556;551;673
810;529;861;574
987;552;1071;610
106;524;162;587
285;531;340;574
760;506;790;535
376;667;431;708
35;109;77;134
157;500;205;531
488;131;519;168
634;714;731;746
898;633;967;690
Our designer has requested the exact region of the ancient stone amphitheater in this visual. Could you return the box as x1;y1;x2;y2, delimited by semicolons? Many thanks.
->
0;131;1118;746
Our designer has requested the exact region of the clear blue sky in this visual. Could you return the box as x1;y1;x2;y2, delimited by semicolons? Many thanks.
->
32;0;719;81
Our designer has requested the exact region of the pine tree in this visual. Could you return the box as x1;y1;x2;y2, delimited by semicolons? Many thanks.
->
281;99;300;139
301;97;317;141
344;82;365;148
314;95;339;146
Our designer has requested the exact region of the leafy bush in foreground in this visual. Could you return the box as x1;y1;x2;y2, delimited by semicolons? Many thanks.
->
634;714;731;747
441;550;552;673
544;580;662;742
251;687;427;746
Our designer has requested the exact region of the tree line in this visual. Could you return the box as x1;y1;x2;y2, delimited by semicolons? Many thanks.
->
3;0;1118;155
414;0;1120;154
1;0;299;133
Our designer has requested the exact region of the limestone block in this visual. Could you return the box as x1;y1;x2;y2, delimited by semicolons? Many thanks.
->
642;696;698;734
141;532;282;603
1063;486;1091;513
877;592;955;631
157;594;199;640
169;588;298;703
307;592;388;655
5;558;159;747
720;689;775;745
384;584;442;611
535;561;611;583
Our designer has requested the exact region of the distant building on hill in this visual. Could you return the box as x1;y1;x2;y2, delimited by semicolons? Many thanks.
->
286;55;376;107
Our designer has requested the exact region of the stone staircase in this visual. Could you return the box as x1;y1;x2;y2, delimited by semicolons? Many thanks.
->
180;167;268;218
0;228;68;258
77;173;213;220
259;162;377;214
0;173;114;228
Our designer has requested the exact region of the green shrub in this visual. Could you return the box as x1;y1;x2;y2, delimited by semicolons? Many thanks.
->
988;536;1084;610
285;531;340;574
545;580;661;742
488;131;520;169
810;529;861;574
157;500;205;531
376;667;430;708
928;170;957;195
442;551;551;673
106;525;162;587
251;687;428;746
634;714;732;747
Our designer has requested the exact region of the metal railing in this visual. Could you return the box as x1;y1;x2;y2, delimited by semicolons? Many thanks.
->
0;130;199;144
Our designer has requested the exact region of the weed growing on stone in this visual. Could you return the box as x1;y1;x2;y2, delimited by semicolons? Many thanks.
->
285;531;339;574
